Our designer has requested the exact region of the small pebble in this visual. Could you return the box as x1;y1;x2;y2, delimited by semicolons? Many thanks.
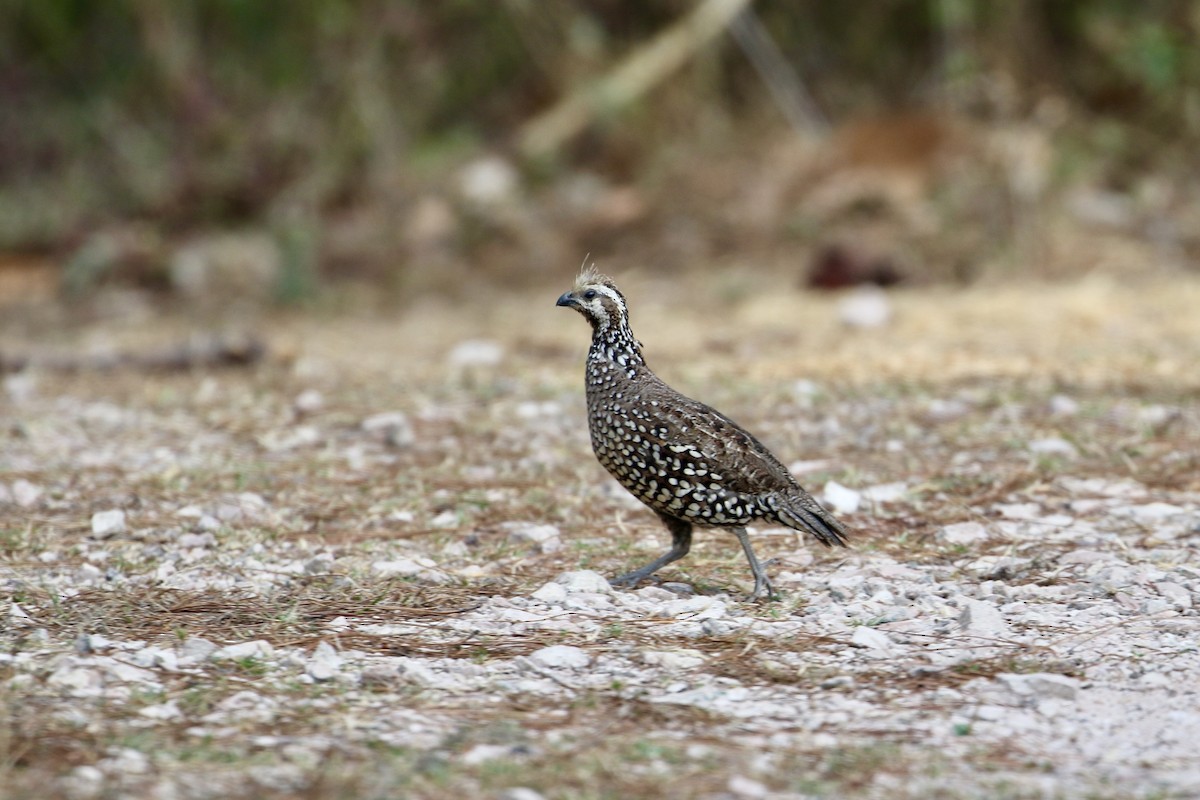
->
822;481;861;515
90;509;127;538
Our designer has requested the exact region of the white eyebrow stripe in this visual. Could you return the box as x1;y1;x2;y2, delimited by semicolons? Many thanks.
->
594;285;627;318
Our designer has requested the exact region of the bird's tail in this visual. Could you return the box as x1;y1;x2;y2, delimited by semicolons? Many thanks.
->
771;491;850;548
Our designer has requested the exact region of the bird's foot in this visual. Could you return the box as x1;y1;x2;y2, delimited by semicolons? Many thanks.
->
747;577;780;603
610;571;650;589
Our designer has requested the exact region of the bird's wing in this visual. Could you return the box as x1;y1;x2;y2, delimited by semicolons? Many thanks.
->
638;379;800;495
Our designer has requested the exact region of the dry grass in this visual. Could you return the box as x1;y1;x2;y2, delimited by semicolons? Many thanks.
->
2;273;1199;798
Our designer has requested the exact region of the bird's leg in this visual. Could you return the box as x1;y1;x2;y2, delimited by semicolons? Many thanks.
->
732;526;779;601
611;515;692;588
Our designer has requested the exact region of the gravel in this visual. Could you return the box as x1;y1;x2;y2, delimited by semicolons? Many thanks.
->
1;307;1198;798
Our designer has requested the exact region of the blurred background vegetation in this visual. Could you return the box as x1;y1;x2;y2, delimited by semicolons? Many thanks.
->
2;0;1199;309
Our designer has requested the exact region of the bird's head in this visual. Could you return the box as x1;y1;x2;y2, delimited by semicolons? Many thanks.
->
556;266;631;335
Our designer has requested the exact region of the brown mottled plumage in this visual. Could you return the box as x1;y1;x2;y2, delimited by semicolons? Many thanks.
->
556;269;849;600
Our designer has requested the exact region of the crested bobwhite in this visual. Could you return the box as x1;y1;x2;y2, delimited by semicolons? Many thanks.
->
557;268;849;600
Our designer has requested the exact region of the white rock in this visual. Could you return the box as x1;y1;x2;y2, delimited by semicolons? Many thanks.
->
215;690;271;712
554;570;613;594
1155;582;1193;608
861;482;907;504
531;582;568;604
926;397;970;421
99;657;159;685
728;775;769;799
1137;671;1173;689
1118;502;1185;522
395;658;442;687
248;764;306;793
788;459;832;475
211;640;275;661
641;649;706;669
99;747;151;775
939;522;988;545
178;532;216;549
964;555;1030;579
259;424;321;451
791;379;823;400
138;701;182;720
458;156;518;206
307;641;343;682
838;286;892;328
236;492;270;519
4;371;38;403
1136;404;1179;427
63;765;105;799
499;789;547;800
1049;395;1080;416
307;659;338;682
360;664;401;688
959;598;1011;637
430;510;459;529
90;509;126;538
1068;188;1133;228
996;672;1081;701
995;503;1041;520
76;633;115;653
822;481;861;515
178;637;218;662
361;411;415;447
460;743;515;766
449;339;504;368
214;502;244;522
666;596;727;620
131;646;177;671
11;479;43;508
293;389;324;414
850;626;895;652
1057;549;1112;565
826;572;866;600
515;401;562;420
503;522;561;544
304;556;334;574
372;557;427;578
974;704;1007;721
1141;598;1172;614
47;666;103;694
528;645;591;669
1029;437;1078;458
195;513;221;532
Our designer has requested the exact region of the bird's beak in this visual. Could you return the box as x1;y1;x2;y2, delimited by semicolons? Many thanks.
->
556;291;578;308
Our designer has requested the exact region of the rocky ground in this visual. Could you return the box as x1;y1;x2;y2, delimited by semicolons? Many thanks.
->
2;275;1199;799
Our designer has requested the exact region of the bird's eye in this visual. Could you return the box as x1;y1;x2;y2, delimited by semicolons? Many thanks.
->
583;289;597;300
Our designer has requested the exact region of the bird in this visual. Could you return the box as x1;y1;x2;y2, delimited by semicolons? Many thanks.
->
556;267;849;600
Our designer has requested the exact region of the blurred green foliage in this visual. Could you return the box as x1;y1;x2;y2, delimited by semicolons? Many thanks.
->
1;0;1197;252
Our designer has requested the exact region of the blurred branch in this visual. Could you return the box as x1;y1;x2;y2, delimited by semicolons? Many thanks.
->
0;332;267;374
130;0;222;130
516;0;753;159
500;0;580;83
730;7;828;135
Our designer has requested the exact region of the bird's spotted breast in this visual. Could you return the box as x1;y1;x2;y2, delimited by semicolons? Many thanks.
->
587;378;758;525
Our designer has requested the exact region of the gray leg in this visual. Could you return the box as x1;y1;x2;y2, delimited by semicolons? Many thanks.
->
611;514;692;588
733;526;778;601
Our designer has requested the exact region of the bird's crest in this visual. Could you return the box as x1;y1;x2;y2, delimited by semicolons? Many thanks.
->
574;259;618;294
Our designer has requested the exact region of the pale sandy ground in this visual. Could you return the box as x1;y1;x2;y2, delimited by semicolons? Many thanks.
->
2;273;1198;799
